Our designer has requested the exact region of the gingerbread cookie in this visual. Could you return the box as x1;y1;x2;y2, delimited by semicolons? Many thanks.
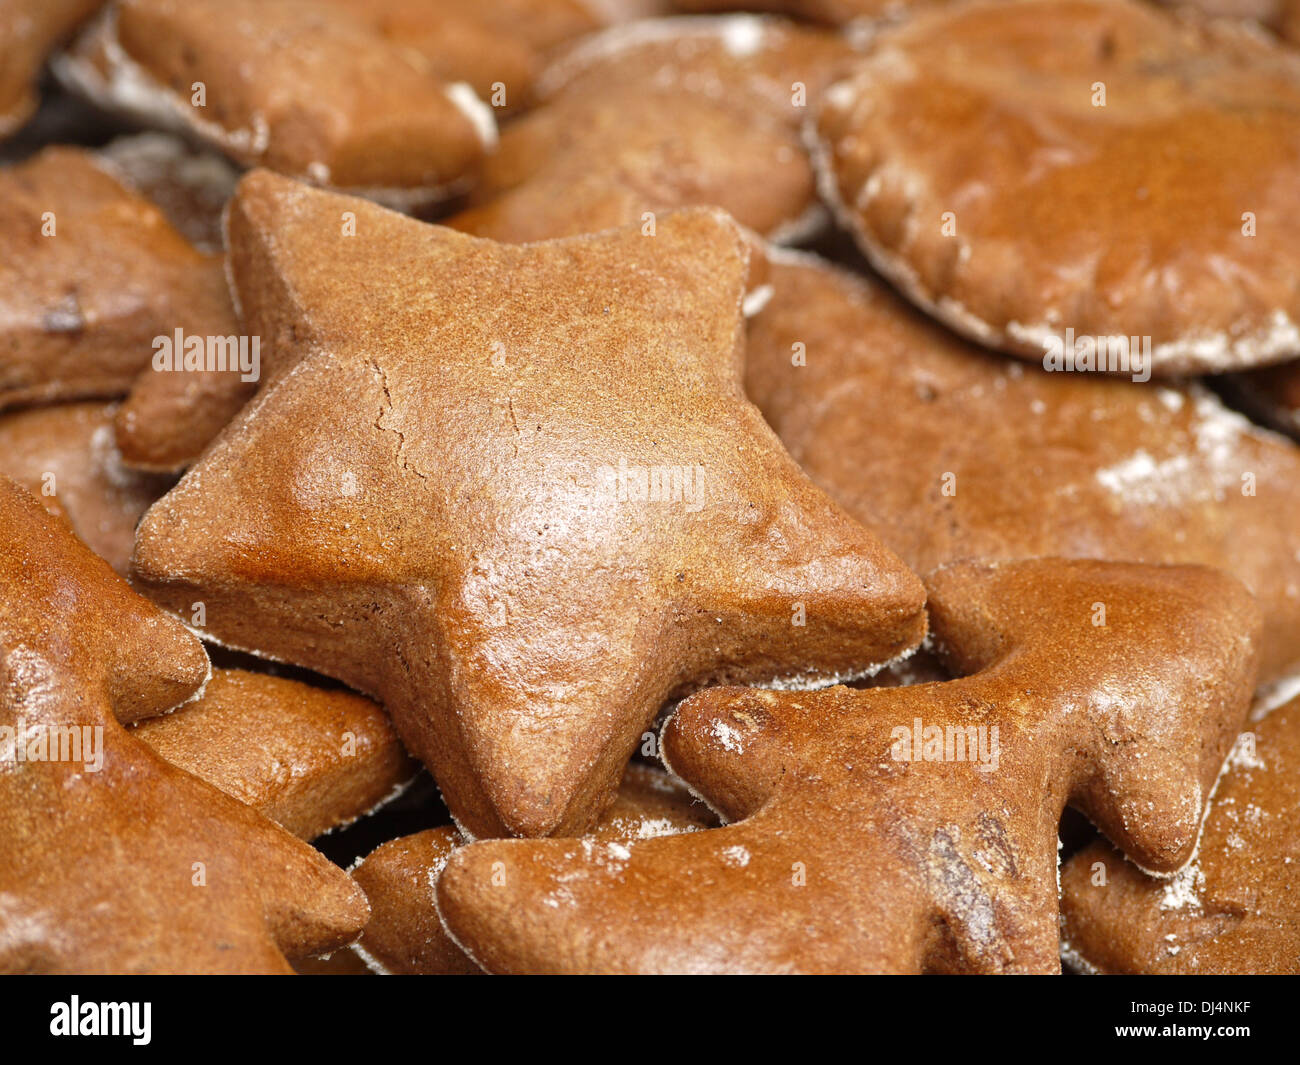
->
1060;694;1300;974
132;668;417;842
55;0;495;204
744;252;1300;682
0;0;102;137
0;401;171;573
86;132;256;471
131;171;927;839
448;16;859;243
353;763;716;974
0;146;237;413
438;558;1260;973
329;0;601;111
0;477;368;973
813;0;1300;373
113;353;257;473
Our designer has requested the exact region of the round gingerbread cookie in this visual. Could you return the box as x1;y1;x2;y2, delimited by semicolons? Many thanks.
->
814;0;1300;374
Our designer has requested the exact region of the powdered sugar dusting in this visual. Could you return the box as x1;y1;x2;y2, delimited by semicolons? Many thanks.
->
1159;860;1205;911
1094;449;1193;506
710;720;744;753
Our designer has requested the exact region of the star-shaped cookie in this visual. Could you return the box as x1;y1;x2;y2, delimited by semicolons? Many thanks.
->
0;476;369;973
131;171;927;839
436;558;1260;973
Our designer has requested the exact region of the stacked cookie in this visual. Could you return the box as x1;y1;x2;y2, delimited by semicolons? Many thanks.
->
2;0;1298;974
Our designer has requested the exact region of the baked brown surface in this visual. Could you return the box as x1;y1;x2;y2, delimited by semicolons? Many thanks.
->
437;558;1260;973
2;0;1294;979
57;0;494;196
745;252;1300;683
132;668;417;842
0;0;102;137
353;762;716;974
0;146;236;412
1061;695;1300;974
0;476;369;974
0;400;170;573
131;172;927;840
814;0;1300;373
449;16;859;242
330;0;600;109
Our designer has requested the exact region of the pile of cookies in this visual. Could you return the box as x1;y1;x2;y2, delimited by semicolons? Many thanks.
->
2;0;1298;975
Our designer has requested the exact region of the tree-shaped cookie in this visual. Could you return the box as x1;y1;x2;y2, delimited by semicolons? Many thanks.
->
0;476;368;973
437;558;1259;973
131;172;927;839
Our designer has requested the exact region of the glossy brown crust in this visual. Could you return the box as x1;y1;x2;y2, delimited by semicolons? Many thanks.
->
354;763;716;974
131;171;927;839
1060;696;1300;974
0;477;368;974
330;0;600;108
0;0;102;136
814;0;1300;373
353;827;477;975
61;0;490;193
114;361;258;473
745;254;1300;682
437;558;1260;974
0;401;171;573
83;136;250;471
132;668;416;841
0;147;236;411
448;16;859;242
